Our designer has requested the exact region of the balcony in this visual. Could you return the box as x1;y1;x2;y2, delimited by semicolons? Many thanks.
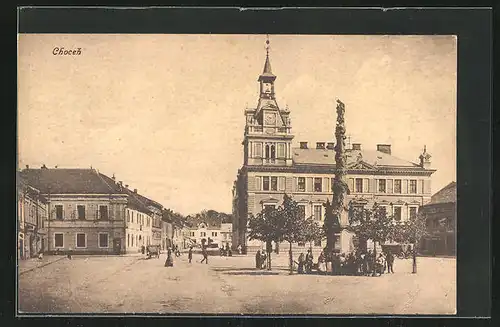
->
246;125;291;135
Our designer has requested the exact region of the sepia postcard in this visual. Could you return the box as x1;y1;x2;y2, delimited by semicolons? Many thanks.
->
17;31;458;316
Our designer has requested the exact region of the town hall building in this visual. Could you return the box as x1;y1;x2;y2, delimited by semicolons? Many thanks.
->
232;42;437;254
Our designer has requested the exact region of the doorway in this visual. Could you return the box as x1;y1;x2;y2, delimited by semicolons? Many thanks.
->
113;238;122;255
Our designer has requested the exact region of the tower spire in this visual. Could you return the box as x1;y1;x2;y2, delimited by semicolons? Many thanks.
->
261;35;274;77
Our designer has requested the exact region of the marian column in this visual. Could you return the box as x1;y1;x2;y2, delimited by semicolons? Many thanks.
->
325;99;350;255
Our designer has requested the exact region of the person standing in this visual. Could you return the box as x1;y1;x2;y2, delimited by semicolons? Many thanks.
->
317;251;326;274
255;250;261;269
188;246;193;263
200;246;208;264
305;249;313;274
237;244;242;255
165;247;174;267
386;250;394;273
297;253;305;274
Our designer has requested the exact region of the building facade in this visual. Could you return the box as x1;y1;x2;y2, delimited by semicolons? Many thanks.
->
20;167;128;255
186;222;233;248
17;173;48;259
232;47;436;254
418;181;456;256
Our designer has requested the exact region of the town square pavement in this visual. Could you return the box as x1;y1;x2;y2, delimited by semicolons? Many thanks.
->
18;252;456;315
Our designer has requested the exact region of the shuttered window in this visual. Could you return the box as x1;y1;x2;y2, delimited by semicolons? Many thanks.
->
278;177;286;191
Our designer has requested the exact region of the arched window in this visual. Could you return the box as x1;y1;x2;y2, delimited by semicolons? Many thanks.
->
265;144;270;159
271;145;276;159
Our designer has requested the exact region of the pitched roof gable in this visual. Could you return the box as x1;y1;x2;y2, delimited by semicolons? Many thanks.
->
19;168;123;194
429;181;456;204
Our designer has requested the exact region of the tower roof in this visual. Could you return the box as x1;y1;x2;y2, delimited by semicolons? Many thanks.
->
258;37;276;81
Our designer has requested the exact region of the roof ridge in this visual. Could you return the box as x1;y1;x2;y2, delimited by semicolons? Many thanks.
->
94;170;118;193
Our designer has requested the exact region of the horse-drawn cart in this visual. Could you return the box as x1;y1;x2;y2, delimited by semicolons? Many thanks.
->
146;245;160;259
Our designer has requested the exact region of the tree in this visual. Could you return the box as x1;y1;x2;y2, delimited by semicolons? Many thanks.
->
301;217;324;252
346;203;398;276
393;212;429;274
247;206;282;270
280;194;308;274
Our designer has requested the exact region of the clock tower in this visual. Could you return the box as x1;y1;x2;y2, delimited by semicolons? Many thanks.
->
242;36;294;167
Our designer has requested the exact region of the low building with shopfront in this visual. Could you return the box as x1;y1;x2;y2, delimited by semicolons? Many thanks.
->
418;181;456;256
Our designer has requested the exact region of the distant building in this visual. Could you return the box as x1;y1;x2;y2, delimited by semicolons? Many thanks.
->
17;172;48;259
20;167;128;255
186;221;233;248
419;182;456;256
232;44;436;254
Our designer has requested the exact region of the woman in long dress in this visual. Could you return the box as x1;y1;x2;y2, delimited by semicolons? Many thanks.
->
164;247;174;267
297;253;305;274
317;251;326;273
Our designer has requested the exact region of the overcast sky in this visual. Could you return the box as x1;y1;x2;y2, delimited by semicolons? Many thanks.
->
18;34;456;215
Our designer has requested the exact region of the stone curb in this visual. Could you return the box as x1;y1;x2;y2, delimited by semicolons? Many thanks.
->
19;256;67;276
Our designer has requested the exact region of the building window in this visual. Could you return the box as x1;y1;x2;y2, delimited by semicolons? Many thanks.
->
409;207;418;220
394;179;402;193
255;143;262;157
298;242;305;247
393;207;402;221
99;233;109;248
263;176;270;191
270;145;276;159
127;211;130;222
278;143;285;158
314;178;322;192
190;232;195;237
278;177;286;191
132;234;134;247
55;205;63;220
379;206;387;217
54;233;64;248
77;205;86;220
212;232;217;237
298;205;306;219
127;234;130;247
378;179;386;193
201;232;206;237
271;177;278;191
298;177;306;192
409;180;417;194
314;205;322;221
264;204;275;212
76;233;87;248
131;211;134;223
355;178;363;193
99;205;108;220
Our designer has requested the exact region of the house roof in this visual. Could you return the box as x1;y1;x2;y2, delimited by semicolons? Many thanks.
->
19;168;124;194
292;148;422;168
428;181;456;204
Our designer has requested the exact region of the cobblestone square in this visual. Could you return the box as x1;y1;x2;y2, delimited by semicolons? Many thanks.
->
18;254;455;315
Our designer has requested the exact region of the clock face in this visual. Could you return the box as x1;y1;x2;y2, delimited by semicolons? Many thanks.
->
263;83;272;93
265;113;276;125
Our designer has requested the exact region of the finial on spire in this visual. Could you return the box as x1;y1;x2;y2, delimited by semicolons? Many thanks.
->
265;34;270;56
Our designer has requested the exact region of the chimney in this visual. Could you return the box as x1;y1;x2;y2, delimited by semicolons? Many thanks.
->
377;144;391;155
125;184;129;188
25;165;29;169
326;142;335;150
352;143;362;151
134;189;137;193
299;142;308;149
316;142;325;149
118;181;123;186
41;164;47;169
112;174;116;181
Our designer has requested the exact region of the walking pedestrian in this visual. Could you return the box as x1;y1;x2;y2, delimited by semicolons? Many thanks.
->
237;244;242;255
386;250;395;273
260;250;267;269
317;251;326;274
67;247;73;260
200;246;208;264
188;246;193;263
164;247;174;267
305;249;313;274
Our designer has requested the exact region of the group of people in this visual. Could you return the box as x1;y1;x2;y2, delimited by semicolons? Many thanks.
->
255;249;268;269
293;248;396;276
219;244;233;257
295;249;315;274
164;245;207;267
